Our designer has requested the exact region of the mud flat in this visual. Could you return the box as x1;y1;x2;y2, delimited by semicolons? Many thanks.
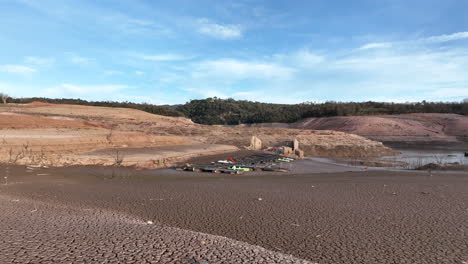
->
0;194;311;264
1;165;467;263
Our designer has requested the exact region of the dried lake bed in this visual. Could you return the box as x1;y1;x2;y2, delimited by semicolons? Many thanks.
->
0;163;466;264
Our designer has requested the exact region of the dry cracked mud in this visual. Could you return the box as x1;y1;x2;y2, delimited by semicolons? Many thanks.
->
0;193;312;264
1;165;467;263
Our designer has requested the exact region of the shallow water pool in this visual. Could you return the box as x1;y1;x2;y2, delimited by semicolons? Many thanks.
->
382;149;467;168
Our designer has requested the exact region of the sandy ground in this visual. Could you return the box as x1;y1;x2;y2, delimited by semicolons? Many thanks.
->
1;165;466;264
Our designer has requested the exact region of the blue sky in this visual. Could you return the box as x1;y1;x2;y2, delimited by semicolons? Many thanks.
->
1;0;468;104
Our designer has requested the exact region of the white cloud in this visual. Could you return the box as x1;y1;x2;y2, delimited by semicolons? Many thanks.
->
193;58;295;80
197;19;242;40
426;31;468;43
282;50;325;67
17;0;172;38
0;64;37;74
182;33;468;102
359;42;393;50
331;50;468;83
135;71;145;76
310;47;468;102
359;31;468;50
46;84;129;97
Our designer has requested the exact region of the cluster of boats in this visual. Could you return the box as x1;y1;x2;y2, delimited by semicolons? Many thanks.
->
177;154;295;174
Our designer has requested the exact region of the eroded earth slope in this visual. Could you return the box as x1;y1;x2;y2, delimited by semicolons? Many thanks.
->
0;103;393;168
291;113;468;144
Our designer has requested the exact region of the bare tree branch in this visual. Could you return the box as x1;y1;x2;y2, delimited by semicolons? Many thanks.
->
0;92;8;104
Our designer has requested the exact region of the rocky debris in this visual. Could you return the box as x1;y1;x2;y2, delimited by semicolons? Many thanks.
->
416;163;442;170
179;153;292;174
415;162;468;171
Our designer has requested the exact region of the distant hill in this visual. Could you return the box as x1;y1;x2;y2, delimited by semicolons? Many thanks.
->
177;98;468;125
6;96;468;125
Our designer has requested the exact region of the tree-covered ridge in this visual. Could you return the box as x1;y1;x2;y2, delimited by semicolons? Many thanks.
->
5;96;468;125
177;97;468;125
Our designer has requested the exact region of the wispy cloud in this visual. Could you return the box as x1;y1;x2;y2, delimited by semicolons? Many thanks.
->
426;31;468;43
197;19;243;40
359;31;468;50
16;0;172;38
174;31;468;102
193;58;294;80
359;42;393;50
24;56;55;66
277;50;325;68
102;15;172;37
45;84;129;98
0;64;37;75
135;53;193;62
292;45;468;102
5;0;468;104
59;83;128;94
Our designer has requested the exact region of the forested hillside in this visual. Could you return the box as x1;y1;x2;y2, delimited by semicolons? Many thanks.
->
177;98;468;125
4;96;468;125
